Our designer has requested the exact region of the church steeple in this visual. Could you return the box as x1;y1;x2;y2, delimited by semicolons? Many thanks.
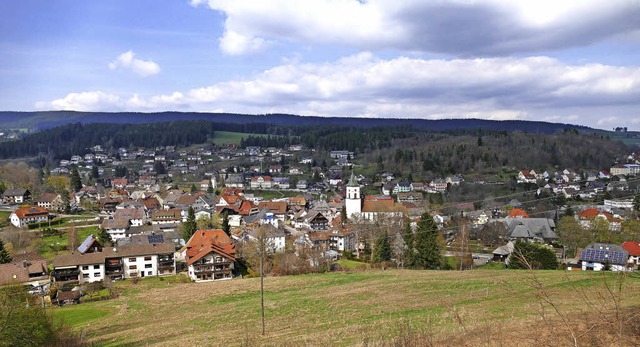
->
345;172;361;218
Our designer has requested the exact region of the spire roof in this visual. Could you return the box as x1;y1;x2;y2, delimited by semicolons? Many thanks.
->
347;173;358;187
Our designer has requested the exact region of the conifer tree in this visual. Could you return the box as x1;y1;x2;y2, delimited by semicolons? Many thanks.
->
69;166;82;192
183;207;197;241
372;231;392;263
0;239;12;264
221;211;230;236
402;220;415;268
413;212;443;269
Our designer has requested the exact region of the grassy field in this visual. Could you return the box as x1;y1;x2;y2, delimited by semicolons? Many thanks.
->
0;210;10;227
52;269;640;346
38;226;99;261
212;131;269;146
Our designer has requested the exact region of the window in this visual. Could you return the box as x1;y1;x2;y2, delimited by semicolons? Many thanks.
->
83;274;89;279
144;256;152;261
82;266;89;270
129;258;136;262
94;265;100;269
145;264;152;269
94;273;100;277
147;271;153;276
129;265;137;270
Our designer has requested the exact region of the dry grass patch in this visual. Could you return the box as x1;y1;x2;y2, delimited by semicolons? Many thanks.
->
53;270;640;346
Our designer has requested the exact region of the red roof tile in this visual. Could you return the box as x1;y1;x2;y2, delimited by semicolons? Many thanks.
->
622;241;640;256
508;208;529;218
185;229;236;265
13;206;49;219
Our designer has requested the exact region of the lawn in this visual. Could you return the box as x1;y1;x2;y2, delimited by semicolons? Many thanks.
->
336;259;369;270
52;269;640;346
211;131;269;146
0;210;11;227
38;226;99;261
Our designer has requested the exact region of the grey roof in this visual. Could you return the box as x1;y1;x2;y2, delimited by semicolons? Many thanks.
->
77;235;99;254
507;218;557;240
54;242;175;268
244;208;272;224
492;241;514;256
3;188;28;197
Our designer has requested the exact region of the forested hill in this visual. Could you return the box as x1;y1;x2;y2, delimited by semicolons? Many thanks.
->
0;121;217;159
0;111;593;134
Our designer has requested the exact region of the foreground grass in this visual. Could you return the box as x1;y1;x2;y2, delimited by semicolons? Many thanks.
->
53;270;640;346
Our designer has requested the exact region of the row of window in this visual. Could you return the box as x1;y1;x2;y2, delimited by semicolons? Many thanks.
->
128;264;153;270
129;256;153;262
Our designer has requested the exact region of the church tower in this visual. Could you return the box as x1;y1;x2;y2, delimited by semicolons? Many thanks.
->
345;173;361;218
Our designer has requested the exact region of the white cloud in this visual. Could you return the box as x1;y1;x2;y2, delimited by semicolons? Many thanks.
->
37;53;640;130
39;91;122;111
108;51;160;77
193;0;640;56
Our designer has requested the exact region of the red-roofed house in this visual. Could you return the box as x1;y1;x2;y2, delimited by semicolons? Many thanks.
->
185;229;236;282
508;208;529;219
577;208;622;231
10;206;49;228
622;241;640;269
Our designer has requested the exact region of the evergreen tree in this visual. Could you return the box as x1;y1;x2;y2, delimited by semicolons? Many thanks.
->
0;239;12;264
402;220;416;268
69;166;82;192
221;211;230;236
207;184;214;194
97;228;112;246
190;183;198;194
91;165;99;179
634;194;640;212
59;190;71;214
154;161;166;175
507;240;558;270
183;207;197;241
372;231;392;263
413;212;443;269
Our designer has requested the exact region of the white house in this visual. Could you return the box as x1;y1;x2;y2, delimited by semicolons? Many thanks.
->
10;206;49;228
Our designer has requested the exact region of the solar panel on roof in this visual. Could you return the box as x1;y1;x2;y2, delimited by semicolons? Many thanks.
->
77;235;95;254
148;234;164;244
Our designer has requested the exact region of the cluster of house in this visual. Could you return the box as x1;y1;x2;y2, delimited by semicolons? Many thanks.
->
0;227;240;305
485;206;640;272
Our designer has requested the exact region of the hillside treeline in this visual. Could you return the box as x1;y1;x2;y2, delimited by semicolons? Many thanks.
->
0;121;629;178
363;129;628;178
0;121;216;159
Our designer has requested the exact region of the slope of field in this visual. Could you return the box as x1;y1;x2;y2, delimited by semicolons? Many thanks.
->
53;270;640;346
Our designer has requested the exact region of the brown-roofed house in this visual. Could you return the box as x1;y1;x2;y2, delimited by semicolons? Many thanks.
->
184;229;236;282
10;206;49;228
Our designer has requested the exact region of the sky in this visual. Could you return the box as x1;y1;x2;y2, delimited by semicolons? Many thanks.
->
1;1;640;131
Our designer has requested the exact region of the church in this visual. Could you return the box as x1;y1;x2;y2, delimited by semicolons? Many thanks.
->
345;174;405;221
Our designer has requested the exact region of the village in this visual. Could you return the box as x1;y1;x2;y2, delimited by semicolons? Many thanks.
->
1;142;640;306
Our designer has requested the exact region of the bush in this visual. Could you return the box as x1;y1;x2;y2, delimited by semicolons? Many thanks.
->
0;285;86;346
508;240;558;270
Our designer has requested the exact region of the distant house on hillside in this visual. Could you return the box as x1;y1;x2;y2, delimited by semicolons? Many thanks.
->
2;188;30;204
